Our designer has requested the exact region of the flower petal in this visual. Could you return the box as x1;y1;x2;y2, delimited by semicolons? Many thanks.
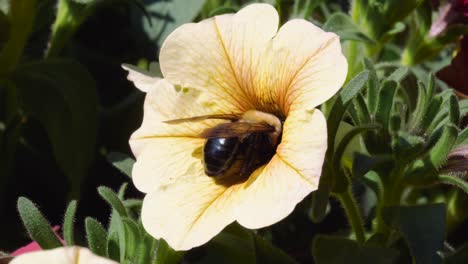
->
131;137;204;193
159;3;279;111
277;109;327;183
130;79;230;151
141;165;240;250
235;109;326;228
10;247;117;264
256;19;347;114
122;63;162;93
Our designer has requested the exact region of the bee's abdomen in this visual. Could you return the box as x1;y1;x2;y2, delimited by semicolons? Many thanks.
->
203;137;239;177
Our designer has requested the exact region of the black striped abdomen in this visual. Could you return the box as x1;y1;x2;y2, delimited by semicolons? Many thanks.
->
203;137;240;177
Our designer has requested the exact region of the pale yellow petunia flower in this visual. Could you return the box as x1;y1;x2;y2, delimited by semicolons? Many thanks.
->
125;3;347;251
10;247;117;264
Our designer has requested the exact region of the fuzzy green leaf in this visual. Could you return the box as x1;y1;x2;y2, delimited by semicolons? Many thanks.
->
312;235;399;264
391;131;425;163
363;59;379;114
107;212;126;262
385;67;408;83
383;204;446;264
98;186;128;218
456;127;468;146
327;70;370;152
410;81;427;129
118;183;128;200
437;174;468;195
85;217;108;257
62;200;77;246
349;94;372;126
428;125;458;168
136;234;156;264
420;95;443;131
448;94;460;126
107;152;135;178
375;80;397;130
122;218;140;260
407;125;458;185
17;197;62;249
323;13;375;43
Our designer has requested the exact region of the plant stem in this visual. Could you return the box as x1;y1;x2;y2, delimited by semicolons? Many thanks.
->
337;188;366;244
46;0;95;58
346;0;362;80
0;0;36;79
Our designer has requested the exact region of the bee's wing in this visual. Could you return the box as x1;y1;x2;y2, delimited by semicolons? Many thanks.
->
164;113;243;124
199;122;274;139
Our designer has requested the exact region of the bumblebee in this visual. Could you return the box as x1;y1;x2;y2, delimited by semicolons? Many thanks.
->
165;110;282;178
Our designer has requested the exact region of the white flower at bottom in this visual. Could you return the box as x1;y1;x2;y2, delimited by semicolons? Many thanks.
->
10;247;117;264
126;3;347;251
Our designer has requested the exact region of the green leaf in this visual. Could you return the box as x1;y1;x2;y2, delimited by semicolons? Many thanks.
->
456;127;468;146
253;233;297;264
420;94;443;132
375;80;397;130
62;200;77;246
195;223;256;264
363;59;379;114
407;125;458;185
386;67;409;83
107;152;135;178
410;81;427;129
195;223;296;264
85;217;108;257
448;94;460;126
312;235;399;264
309;178;333;223
12;59;98;198
136;234;156;264
98;186;128;218
117;182;128;200
349;94;371;125
17;197;63;249
107;212;126;262
208;6;238;17
437;174;468;195
327;70;369;152
123;218;140;259
323;13;375;44
391;131;425;163
383;204;446;264
135;0;205;49
155;239;183;264
0;0;35;76
352;153;394;179
333;124;379;171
